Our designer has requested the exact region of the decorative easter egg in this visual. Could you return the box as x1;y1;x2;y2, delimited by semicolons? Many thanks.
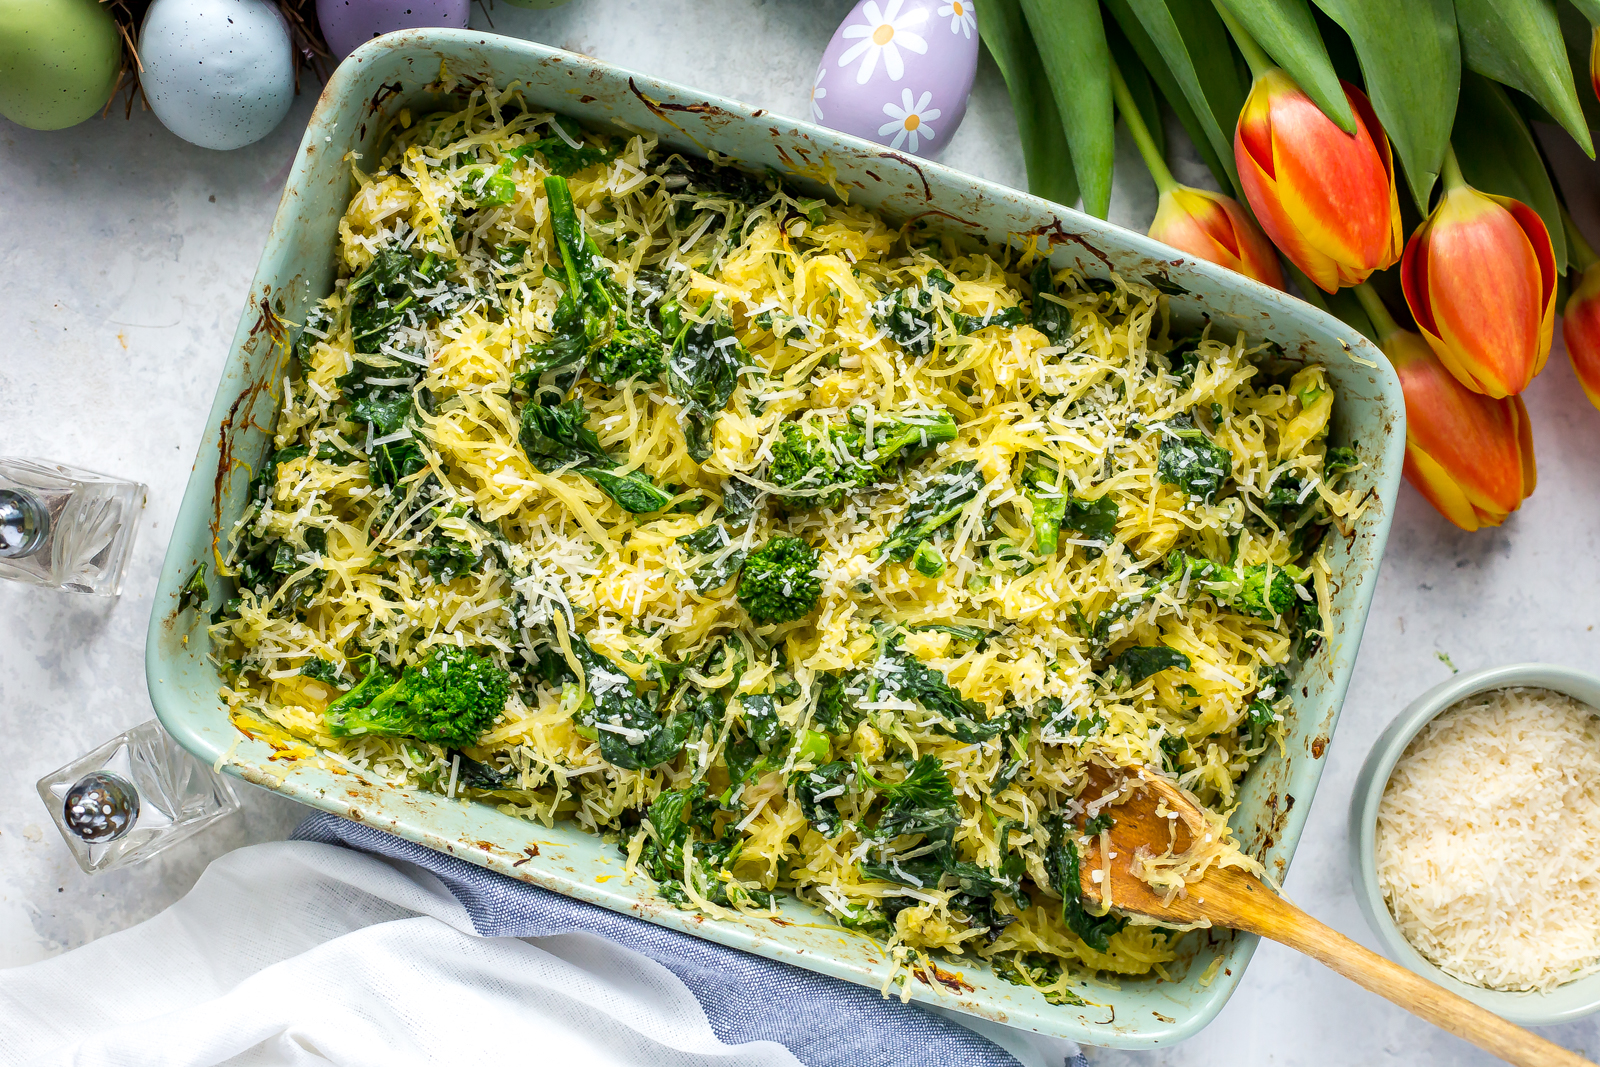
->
316;0;471;61
810;0;978;159
139;0;295;150
0;0;123;131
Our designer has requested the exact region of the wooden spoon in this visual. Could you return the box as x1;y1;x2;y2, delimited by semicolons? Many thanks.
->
1073;764;1594;1067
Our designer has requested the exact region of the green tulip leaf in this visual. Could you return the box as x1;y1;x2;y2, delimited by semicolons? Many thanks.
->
1569;0;1600;24
1452;70;1567;274
978;0;1079;207
1311;0;1458;215
1107;20;1165;162
1555;1;1600;133
1216;0;1356;133
1103;0;1246;194
1455;0;1594;158
1020;0;1114;217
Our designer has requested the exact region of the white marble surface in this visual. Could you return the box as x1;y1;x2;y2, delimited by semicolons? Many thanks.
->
1;2;1598;1062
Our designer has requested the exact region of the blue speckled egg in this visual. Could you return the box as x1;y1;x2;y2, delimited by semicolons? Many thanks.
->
139;0;295;151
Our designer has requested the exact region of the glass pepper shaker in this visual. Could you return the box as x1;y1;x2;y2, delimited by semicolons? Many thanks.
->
37;719;242;874
0;457;148;596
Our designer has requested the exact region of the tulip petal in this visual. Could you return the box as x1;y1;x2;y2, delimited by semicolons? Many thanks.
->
1232;73;1399;292
1389;329;1532;528
1150;187;1286;290
1401;186;1555;397
1404;446;1487;531
1563;262;1600;410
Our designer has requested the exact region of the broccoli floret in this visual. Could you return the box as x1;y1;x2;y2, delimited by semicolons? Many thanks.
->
324;647;511;747
737;536;822;624
770;421;848;508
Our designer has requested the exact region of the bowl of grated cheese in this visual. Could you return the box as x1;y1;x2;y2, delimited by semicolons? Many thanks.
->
1349;663;1600;1026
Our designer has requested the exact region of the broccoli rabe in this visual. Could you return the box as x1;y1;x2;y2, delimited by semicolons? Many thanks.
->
769;420;851;508
737;537;822;624
324;647;511;748
769;409;957;510
874;460;983;563
1022;463;1119;556
1165;552;1307;619
540;175;664;385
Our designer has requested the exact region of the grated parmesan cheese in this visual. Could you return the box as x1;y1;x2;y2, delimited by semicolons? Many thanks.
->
1376;687;1600;992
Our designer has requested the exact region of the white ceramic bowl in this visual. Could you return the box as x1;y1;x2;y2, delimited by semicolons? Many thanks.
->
1348;662;1600;1026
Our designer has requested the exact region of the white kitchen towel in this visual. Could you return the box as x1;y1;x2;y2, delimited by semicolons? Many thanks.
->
0;827;1085;1067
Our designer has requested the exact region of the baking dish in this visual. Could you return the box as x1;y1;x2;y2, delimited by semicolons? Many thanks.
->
145;28;1405;1048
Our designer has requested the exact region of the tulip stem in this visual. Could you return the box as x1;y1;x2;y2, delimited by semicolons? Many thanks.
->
1352;282;1402;342
1440;145;1466;192
1561;202;1600;273
1213;1;1273;79
1108;59;1179;195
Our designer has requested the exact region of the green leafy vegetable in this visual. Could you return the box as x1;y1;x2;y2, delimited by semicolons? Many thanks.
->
570;635;694;770
179;564;208;611
542;175;665;385
583;467;674;514
676;522;747;591
510;118;616;176
1045;814;1125;952
793;760;852;837
300;657;342;685
874;270;954;356
875;460;984;563
518;398;612;472
1157;415;1232;505
662;300;744;461
1029;260;1071;345
1112;644;1191;683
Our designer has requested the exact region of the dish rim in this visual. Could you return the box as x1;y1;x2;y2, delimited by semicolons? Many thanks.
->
1348;661;1600;1026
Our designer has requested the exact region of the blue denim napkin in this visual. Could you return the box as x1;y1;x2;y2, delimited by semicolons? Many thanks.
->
294;813;1086;1067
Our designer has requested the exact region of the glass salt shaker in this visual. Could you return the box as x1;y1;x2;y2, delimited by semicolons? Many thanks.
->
0;457;148;596
37;720;242;874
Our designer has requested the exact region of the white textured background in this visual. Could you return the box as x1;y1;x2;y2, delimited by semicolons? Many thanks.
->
1;2;1598;1063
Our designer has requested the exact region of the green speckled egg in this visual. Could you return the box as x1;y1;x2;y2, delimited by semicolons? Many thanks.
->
0;0;123;131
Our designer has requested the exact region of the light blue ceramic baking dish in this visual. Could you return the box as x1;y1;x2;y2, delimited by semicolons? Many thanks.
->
145;29;1405;1048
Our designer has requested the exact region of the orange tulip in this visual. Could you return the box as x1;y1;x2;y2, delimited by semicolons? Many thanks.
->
1233;69;1402;293
1591;25;1600;106
1399;151;1556;399
1562;216;1600;410
1354;284;1535;531
1148;186;1286;290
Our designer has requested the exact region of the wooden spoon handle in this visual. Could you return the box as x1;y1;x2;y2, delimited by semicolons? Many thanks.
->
1235;893;1592;1067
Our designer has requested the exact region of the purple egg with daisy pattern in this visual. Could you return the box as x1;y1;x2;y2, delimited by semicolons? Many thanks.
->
810;0;979;159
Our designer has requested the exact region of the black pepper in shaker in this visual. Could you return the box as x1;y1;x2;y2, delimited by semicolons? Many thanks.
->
63;772;140;843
